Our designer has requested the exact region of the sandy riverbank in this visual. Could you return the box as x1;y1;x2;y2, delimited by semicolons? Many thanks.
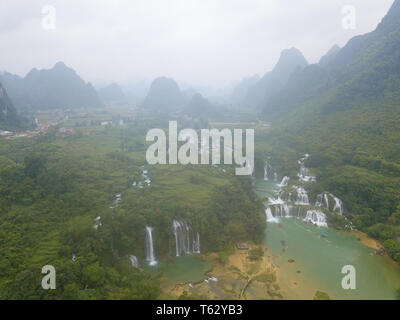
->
350;230;381;250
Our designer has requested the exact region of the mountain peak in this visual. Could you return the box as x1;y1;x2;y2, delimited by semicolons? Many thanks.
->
273;47;308;84
142;77;185;111
98;83;126;104
54;61;68;69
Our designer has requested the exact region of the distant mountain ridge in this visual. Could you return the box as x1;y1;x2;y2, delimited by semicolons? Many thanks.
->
233;47;308;109
0;62;102;111
98;83;126;104
262;0;400;119
142;77;186;112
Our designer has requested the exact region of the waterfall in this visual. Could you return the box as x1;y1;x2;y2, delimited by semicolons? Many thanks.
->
298;154;316;182
268;196;284;205
294;186;310;205
315;192;344;215
93;216;102;230
264;163;269;181
272;204;292;217
264;162;276;181
145;226;157;266
266;208;280;223
173;220;181;256
324;193;329;209
193;232;201;254
264;153;347;228
185;223;191;254
129;255;139;268
278;176;290;187
332;196;344;215
173;220;200;256
304;210;327;228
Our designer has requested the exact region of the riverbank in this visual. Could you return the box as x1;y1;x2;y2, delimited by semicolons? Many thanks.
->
350;230;381;250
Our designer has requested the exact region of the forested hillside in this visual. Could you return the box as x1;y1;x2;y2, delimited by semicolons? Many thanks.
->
0;82;29;131
0;119;265;299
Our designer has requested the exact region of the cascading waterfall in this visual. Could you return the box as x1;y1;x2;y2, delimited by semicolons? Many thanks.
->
264;154;346;228
294;186;310;205
278;176;290;187
173;220;200;256
298;154;317;182
264;162;277;181
315;192;344;215
304;210;328;228
93;216;102;230
145;226;157;266
333;196;344;215
264;162;270;181
273;204;292;217
266;208;280;223
129;255;139;268
193;232;201;254
268;196;285;205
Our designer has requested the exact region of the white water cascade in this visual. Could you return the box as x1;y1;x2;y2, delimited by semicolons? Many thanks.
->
333;196;344;215
304;210;328;228
298;154;317;182
266;208;280;223
315;192;344;215
129;255;139;268
193;232;201;254
173;220;200;256
278;176;290;187
294;186;310;205
264;154;337;228
264;163;270;181
264;162;277;181
145;226;157;266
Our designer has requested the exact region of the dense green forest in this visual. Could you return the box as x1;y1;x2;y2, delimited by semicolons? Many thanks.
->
0;118;265;299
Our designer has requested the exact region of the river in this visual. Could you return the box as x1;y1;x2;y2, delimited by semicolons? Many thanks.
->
255;177;400;300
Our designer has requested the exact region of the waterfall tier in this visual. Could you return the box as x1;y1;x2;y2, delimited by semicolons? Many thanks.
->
264;154;346;228
172;220;201;256
145;226;157;266
304;210;328;227
264;162;278;181
129;255;139;268
298;154;316;182
266;208;280;223
278;176;290;187
315;192;344;215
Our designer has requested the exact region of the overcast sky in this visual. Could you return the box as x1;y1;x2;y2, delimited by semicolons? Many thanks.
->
0;0;394;89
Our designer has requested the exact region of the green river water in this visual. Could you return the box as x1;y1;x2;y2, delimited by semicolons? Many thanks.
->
255;178;400;300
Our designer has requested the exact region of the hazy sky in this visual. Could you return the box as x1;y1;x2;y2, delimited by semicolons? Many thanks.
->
0;0;394;89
